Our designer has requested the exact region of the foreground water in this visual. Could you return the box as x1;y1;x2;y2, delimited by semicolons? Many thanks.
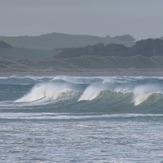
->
0;76;163;162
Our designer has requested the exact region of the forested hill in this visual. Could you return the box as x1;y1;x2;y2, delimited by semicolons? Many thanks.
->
57;39;163;58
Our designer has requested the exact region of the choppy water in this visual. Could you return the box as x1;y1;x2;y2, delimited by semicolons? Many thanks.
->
0;76;163;162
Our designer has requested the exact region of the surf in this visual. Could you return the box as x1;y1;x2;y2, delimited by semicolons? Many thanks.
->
0;75;161;114
15;81;75;103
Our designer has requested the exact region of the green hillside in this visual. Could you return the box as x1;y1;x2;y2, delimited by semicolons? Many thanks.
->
0;33;134;50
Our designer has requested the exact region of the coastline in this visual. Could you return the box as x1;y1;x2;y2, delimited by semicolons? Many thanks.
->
0;68;163;77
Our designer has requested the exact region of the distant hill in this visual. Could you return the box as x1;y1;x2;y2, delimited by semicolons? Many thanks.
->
0;47;59;61
131;39;163;56
0;33;134;50
0;41;13;48
1;37;163;76
113;34;135;42
57;39;163;58
0;38;60;61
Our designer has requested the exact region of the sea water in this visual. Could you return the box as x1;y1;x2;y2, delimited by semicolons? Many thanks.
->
0;76;162;163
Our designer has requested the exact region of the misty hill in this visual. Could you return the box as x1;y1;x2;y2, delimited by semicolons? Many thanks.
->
112;34;135;42
0;40;59;61
0;39;60;61
1;38;163;76
0;47;59;61
0;41;13;48
0;33;134;50
57;43;129;58
57;39;163;58
131;39;163;56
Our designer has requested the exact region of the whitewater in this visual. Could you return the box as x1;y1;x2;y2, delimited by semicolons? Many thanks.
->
0;76;163;162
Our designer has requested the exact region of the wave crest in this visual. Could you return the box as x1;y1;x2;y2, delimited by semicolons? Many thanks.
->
12;76;163;109
78;84;106;101
15;82;74;103
133;85;162;106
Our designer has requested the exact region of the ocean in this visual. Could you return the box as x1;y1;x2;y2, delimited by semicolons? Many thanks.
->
0;76;162;163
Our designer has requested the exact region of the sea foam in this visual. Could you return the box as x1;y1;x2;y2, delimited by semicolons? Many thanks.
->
133;84;162;106
15;82;74;103
78;84;105;101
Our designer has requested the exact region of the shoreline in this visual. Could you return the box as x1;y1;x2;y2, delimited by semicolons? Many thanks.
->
0;68;163;77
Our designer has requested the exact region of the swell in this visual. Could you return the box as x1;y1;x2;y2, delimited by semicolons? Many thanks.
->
8;88;163;114
0;76;163;114
2;91;163;114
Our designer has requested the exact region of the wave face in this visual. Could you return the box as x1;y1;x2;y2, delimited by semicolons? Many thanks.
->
0;76;163;114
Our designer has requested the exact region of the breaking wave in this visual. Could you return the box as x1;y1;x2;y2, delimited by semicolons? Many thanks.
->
78;84;105;101
15;82;75;103
132;84;162;106
0;76;163;114
15;76;163;105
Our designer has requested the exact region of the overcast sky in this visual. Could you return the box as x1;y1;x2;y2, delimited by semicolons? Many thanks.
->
0;0;163;39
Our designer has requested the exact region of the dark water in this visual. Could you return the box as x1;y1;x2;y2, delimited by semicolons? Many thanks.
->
0;76;163;162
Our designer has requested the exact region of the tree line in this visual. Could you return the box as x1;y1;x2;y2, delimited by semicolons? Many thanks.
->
57;39;163;58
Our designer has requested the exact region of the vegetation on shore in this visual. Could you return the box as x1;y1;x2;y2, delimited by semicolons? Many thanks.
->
57;39;163;58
